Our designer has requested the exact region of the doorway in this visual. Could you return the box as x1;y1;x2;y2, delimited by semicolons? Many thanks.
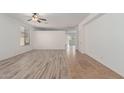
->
66;32;77;55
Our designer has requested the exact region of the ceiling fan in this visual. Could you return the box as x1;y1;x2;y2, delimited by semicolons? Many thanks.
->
27;13;47;23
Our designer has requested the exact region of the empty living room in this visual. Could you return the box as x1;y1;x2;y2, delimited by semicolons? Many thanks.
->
1;0;124;93
0;13;124;79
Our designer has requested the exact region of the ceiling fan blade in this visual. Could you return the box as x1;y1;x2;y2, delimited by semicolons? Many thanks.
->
27;19;32;21
37;20;41;23
39;18;47;21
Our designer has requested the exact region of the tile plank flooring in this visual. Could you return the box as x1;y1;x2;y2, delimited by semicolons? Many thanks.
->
0;50;123;79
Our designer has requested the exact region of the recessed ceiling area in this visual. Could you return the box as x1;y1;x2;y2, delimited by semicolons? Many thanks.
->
7;13;89;30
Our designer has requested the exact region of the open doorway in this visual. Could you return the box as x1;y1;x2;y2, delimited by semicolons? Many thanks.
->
66;32;77;55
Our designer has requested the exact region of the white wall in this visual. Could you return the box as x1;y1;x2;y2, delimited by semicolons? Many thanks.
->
78;14;101;53
32;31;66;49
78;14;124;76
78;25;85;53
0;14;32;61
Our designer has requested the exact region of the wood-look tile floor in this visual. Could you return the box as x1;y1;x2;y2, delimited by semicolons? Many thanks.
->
0;50;123;79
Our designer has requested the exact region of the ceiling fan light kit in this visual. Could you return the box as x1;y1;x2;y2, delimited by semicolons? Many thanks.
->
27;13;47;23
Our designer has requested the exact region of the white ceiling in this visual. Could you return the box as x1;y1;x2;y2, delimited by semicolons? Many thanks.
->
8;13;89;30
